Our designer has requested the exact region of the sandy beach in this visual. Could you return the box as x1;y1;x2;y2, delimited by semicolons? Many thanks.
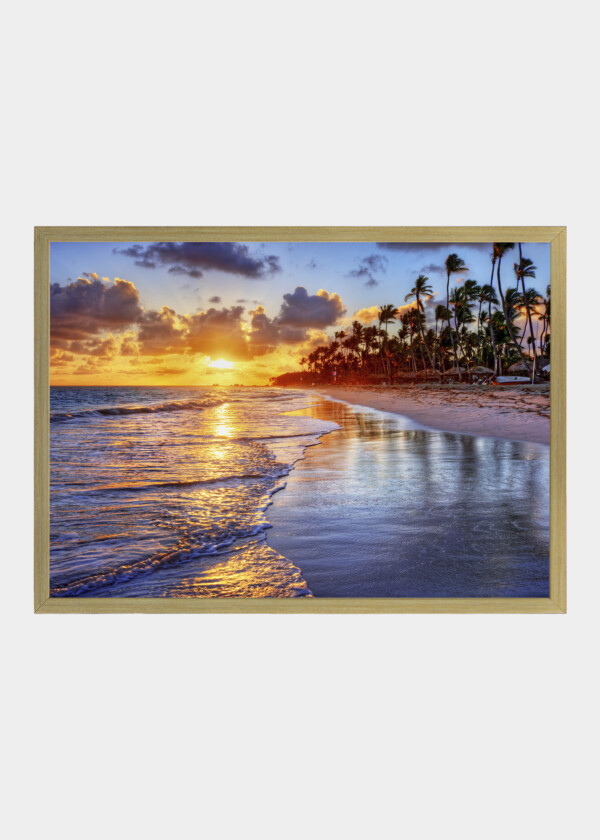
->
312;384;550;445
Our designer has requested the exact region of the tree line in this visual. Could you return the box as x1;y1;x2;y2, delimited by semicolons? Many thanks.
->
298;243;550;384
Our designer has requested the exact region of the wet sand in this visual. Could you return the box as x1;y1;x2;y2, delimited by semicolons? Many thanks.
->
267;398;550;598
313;385;550;445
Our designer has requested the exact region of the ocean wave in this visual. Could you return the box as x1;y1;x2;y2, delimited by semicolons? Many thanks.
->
50;482;297;597
50;397;224;423
77;472;285;494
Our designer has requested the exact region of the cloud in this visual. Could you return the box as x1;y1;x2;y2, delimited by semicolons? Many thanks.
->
136;306;188;356
377;242;491;255
184;306;250;361
351;293;439;328
51;275;347;373
353;305;380;325
50;276;143;343
277;287;346;328
120;333;140;356
347;253;388;287
113;242;282;279
248;306;307;355
209;296;222;304
247;287;345;354
69;334;120;358
418;263;446;276
154;365;187;377
247;306;282;355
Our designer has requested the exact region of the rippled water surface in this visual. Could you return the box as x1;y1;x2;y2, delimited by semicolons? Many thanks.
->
50;387;549;598
50;387;338;597
268;399;550;597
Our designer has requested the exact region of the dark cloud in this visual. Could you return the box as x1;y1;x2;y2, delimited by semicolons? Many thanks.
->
377;242;491;255
246;287;345;354
136;306;188;356
208;296;222;304
277;286;346;328
347;254;388;287
50;276;142;344
418;263;446;276
247;306;307;355
169;265;203;279
114;242;282;279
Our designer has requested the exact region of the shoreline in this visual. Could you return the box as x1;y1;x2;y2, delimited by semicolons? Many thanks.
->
310;385;550;445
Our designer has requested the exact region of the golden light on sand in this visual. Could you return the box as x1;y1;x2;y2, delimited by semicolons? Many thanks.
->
207;358;234;370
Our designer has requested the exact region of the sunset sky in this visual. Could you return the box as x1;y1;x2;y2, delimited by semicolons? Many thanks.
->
50;241;551;385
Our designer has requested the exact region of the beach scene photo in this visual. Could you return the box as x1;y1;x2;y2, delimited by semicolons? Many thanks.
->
49;239;551;599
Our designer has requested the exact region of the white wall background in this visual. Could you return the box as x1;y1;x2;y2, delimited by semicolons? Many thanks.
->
2;2;598;838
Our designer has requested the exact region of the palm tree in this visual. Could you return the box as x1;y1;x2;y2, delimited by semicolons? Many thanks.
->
514;251;540;380
476;284;497;363
434;303;450;371
401;311;418;374
445;254;469;377
534;285;551;357
378;304;397;334
487;249;500;374
493;242;529;369
404;275;434;368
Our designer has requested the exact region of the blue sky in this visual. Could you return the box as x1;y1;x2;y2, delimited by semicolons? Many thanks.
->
50;240;551;320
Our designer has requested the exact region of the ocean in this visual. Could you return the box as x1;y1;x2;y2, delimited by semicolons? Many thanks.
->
49;386;550;598
50;386;338;597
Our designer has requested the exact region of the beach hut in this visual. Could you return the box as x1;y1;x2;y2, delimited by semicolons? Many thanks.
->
508;361;532;373
469;365;494;382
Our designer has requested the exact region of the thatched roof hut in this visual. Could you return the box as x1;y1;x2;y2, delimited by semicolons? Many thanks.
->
470;366;494;374
508;360;532;373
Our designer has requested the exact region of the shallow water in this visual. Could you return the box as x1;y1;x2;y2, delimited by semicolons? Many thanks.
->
267;398;550;597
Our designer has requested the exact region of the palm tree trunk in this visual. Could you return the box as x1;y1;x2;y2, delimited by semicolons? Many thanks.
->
417;295;434;370
518;244;538;383
496;255;530;368
446;271;460;380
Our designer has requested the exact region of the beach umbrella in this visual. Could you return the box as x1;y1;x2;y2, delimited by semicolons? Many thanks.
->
444;366;467;374
470;366;494;374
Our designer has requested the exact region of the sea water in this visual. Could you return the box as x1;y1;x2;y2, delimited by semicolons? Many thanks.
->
50;387;338;597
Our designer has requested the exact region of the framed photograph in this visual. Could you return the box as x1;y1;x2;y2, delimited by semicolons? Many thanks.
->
34;227;566;613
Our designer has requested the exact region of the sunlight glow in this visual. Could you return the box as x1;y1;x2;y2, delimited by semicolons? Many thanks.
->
207;358;234;370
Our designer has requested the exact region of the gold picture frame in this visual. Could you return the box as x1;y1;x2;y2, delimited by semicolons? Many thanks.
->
35;226;566;613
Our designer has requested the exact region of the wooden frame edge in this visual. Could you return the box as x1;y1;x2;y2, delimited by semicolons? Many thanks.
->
34;596;564;614
33;225;565;243
35;226;566;615
549;228;567;612
34;228;50;611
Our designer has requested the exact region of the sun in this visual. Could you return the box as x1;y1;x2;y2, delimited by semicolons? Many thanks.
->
207;358;234;370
